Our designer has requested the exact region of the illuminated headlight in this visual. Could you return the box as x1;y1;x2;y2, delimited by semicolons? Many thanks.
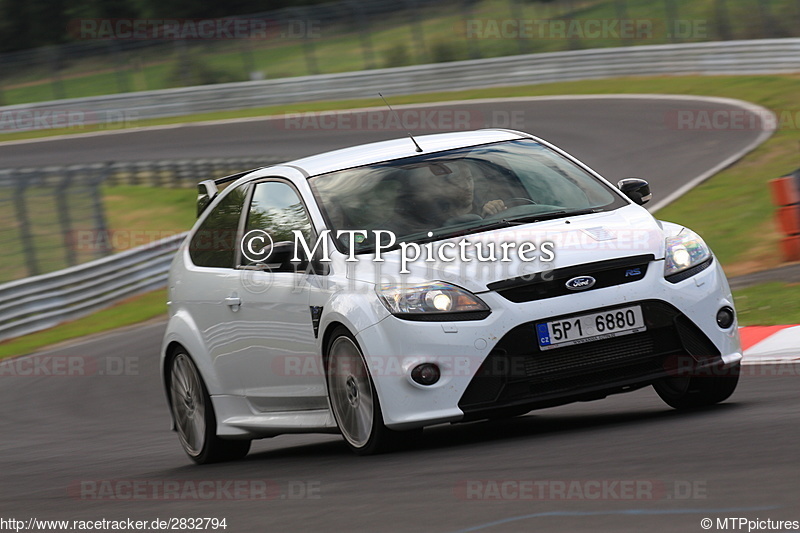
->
377;282;489;317
664;228;712;279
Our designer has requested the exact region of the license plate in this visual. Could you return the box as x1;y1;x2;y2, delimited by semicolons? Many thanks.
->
536;305;646;350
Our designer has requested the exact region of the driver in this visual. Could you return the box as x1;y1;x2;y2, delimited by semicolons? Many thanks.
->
403;163;506;228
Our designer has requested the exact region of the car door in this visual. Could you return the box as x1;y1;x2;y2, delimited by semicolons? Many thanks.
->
183;182;251;397
232;178;329;412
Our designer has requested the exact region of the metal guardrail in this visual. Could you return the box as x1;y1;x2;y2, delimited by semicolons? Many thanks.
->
103;157;282;187
0;233;185;341
1;39;799;342
2;39;800;127
0;157;281;284
4;0;798;110
0;157;284;342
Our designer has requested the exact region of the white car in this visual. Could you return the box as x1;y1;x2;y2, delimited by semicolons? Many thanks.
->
161;129;741;464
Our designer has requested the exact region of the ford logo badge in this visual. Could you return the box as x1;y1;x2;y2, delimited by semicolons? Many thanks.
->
565;276;596;291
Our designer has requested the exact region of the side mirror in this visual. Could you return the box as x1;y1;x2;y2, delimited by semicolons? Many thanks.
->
262;241;295;271
197;180;219;217
617;178;652;206
266;241;331;275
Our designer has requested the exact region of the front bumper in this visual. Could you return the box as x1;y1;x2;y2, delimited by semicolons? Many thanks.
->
356;257;741;429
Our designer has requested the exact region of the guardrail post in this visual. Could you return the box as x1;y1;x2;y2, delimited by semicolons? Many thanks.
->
461;0;481;59
46;46;66;100
175;40;194;87
91;165;112;259
298;6;320;75
509;0;530;54
769;168;800;261
12;177;39;277
56;171;77;267
351;1;376;69
108;41;131;94
240;39;256;80
663;0;679;43
406;0;428;64
713;0;733;40
614;0;631;46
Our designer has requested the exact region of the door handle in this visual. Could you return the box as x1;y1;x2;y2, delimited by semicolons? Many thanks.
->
225;295;241;310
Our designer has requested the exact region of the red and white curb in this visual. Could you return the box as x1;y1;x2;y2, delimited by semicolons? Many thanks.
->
740;325;800;364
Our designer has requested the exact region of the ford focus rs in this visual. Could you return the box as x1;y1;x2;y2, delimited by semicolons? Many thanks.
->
161;129;741;464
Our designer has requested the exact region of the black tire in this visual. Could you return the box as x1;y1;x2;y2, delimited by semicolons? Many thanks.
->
326;327;413;455
168;351;251;464
653;362;740;410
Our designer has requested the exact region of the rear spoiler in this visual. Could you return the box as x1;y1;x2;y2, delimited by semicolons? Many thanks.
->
196;169;254;217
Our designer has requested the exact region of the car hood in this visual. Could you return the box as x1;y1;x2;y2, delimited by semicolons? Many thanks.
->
342;204;666;293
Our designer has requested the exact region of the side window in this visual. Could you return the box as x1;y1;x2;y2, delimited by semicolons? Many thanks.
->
242;181;314;271
189;183;248;268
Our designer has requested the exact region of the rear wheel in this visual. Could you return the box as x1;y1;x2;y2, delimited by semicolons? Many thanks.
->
168;351;251;464
326;328;414;455
653;362;740;409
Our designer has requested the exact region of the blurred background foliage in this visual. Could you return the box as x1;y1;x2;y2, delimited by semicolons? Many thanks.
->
1;0;799;105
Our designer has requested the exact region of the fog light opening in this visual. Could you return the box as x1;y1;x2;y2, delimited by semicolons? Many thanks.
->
716;307;735;329
411;363;441;386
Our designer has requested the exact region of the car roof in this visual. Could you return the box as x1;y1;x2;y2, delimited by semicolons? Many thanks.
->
283;129;529;177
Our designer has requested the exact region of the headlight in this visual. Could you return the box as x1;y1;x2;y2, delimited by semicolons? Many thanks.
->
377;282;489;318
664;228;712;280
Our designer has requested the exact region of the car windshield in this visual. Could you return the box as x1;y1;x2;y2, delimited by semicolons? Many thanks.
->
309;139;627;254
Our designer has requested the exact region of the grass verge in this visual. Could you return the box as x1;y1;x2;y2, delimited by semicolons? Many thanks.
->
0;289;167;360
734;282;800;326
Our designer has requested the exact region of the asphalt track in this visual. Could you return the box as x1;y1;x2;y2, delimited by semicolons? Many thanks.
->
0;96;769;195
1;97;795;532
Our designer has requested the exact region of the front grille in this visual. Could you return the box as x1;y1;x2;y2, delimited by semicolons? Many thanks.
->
489;254;654;303
523;333;655;377
458;300;720;418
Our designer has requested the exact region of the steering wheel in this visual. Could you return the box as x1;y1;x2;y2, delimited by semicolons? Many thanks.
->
503;197;537;207
442;213;483;226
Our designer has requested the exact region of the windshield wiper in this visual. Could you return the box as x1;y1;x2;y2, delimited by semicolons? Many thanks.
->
347;209;601;254
526;207;602;221
469;208;602;232
351;229;446;255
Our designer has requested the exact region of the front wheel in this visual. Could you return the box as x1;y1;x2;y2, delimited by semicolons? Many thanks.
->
653;363;740;410
326;328;410;455
168;351;251;464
